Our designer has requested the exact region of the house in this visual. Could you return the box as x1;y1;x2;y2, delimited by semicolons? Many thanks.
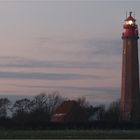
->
51;100;88;123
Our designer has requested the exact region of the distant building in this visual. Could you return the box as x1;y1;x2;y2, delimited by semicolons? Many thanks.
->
51;100;88;123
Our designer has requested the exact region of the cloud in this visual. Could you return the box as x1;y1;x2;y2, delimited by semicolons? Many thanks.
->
8;83;119;92
31;35;123;67
0;56;118;69
6;84;120;105
37;36;122;55
90;39;122;55
8;84;120;98
0;71;102;80
0;36;123;70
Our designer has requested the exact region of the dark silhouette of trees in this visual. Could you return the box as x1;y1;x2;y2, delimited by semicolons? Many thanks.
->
77;97;89;108
46;91;65;115
95;105;106;121
12;98;31;122
105;100;120;121
28;92;65;122
0;94;131;129
29;93;50;122
0;94;121;122
76;97;102;121
95;100;120;121
0;98;11;118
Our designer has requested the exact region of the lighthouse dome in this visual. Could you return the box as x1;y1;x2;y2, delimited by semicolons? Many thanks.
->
125;15;136;22
124;12;136;25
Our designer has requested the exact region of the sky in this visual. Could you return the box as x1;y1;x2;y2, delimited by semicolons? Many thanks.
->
0;0;140;105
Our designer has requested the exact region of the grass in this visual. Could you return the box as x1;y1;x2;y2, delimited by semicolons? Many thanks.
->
0;129;140;139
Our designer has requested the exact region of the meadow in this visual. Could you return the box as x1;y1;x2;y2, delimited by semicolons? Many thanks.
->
1;129;140;139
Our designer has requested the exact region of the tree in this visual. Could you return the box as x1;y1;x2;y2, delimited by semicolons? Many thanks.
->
12;98;31;113
0;98;11;118
105;100;120;121
76;97;102;121
31;93;47;110
29;93;48;121
77;96;89;108
29;92;65;121
97;100;120;121
96;105;106;121
12;98;31;122
46;91;65;115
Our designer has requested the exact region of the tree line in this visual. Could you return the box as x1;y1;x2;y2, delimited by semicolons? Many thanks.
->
1;92;140;129
0;91;121;124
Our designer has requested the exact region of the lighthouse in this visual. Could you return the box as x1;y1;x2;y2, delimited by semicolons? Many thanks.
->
120;12;140;120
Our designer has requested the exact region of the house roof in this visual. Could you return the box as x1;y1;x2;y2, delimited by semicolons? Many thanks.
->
53;100;81;114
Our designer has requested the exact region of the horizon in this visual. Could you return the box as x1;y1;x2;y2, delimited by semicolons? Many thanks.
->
0;0;140;105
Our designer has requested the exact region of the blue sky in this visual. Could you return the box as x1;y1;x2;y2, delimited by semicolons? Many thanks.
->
0;0;140;105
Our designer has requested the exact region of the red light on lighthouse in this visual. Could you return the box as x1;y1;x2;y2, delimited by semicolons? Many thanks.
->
122;12;139;38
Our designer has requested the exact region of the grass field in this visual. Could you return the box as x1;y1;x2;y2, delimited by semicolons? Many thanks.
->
0;129;140;139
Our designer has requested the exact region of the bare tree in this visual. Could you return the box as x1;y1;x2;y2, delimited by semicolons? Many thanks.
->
29;92;65;121
96;105;106;121
12;98;31;114
47;91;65;115
96;100;120;121
31;93;48;111
12;98;31;121
29;93;49;121
76;97;102;121
105;100;120;121
77;96;89;108
0;98;11;118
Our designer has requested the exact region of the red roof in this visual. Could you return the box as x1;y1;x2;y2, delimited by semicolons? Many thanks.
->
125;12;136;21
125;15;136;22
53;100;80;114
51;100;88;122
